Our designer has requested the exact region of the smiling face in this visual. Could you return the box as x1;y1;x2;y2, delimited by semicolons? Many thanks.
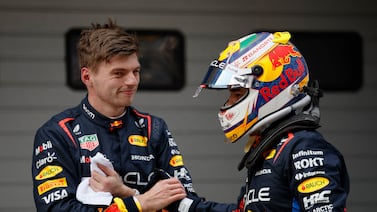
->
81;53;140;117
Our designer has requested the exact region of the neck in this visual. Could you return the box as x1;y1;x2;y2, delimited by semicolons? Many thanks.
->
87;95;127;118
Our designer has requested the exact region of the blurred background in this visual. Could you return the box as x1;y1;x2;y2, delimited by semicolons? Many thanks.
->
0;0;376;211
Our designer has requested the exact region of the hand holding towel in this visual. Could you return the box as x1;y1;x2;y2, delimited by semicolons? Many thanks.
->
76;152;114;205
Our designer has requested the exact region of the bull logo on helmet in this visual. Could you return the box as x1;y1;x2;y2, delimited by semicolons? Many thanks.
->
269;45;302;69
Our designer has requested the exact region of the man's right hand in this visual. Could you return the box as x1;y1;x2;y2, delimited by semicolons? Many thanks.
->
90;163;137;198
136;178;187;212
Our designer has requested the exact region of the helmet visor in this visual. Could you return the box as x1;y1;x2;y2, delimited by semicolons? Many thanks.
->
200;60;255;89
200;61;232;89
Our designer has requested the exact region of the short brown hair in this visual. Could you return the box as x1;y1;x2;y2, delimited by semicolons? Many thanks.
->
77;18;139;72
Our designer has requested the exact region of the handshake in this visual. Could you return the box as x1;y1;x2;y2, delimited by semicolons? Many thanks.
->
139;168;201;212
76;152;200;212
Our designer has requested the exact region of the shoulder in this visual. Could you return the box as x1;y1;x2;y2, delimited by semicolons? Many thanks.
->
279;130;345;164
36;104;81;135
33;104;83;153
130;106;167;126
291;130;340;152
129;107;170;143
273;130;343;161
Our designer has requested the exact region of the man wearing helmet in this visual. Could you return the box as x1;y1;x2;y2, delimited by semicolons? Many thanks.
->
188;31;350;211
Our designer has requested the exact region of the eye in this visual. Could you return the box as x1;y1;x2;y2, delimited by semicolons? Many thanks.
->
232;92;245;101
111;70;126;78
133;69;140;75
225;88;248;107
114;71;123;77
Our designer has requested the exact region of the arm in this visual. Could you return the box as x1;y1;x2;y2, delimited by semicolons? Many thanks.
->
136;178;187;211
90;164;187;211
90;163;137;197
32;121;158;212
151;118;239;212
32;125;100;211
290;131;350;212
152;119;195;194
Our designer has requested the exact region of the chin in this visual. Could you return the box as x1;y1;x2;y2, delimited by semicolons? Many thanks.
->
121;99;133;107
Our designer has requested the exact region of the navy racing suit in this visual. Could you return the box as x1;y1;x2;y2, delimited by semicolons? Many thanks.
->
32;97;197;211
238;129;350;212
189;129;349;212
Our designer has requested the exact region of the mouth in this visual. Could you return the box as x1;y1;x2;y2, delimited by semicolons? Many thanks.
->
119;89;136;96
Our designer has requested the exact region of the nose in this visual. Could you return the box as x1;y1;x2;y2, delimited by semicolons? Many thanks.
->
124;72;139;86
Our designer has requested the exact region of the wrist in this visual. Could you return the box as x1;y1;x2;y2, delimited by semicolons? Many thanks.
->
133;196;143;212
133;188;140;196
133;193;152;212
116;185;139;198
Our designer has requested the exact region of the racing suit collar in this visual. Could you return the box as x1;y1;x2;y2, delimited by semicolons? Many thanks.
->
81;97;128;131
238;112;320;171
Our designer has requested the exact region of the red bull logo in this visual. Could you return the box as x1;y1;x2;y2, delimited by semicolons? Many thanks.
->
110;120;123;132
260;57;306;102
110;120;123;128
269;45;301;69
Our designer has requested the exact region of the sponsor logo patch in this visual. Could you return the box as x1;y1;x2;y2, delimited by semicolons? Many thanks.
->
38;177;67;195
131;154;155;161
295;170;326;181
42;189;68;204
294;157;324;170
298;177;329;193
36;152;58;169
255;169;272;176
128;135;148;147
35;141;53;156
303;190;331;210
244;187;271;208
170;155;184;167
312;204;333;212
78;134;99;151
174;167;192;182
35;165;63;180
265;149;276;160
80;155;91;164
292;150;324;160
83;103;95;119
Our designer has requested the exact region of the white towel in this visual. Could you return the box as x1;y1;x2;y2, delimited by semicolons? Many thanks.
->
76;152;114;205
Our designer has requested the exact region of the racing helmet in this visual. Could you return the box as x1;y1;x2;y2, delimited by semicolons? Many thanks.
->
194;32;310;143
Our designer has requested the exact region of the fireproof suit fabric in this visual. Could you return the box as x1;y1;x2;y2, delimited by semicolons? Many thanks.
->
32;97;196;211
192;129;349;212
241;130;349;211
